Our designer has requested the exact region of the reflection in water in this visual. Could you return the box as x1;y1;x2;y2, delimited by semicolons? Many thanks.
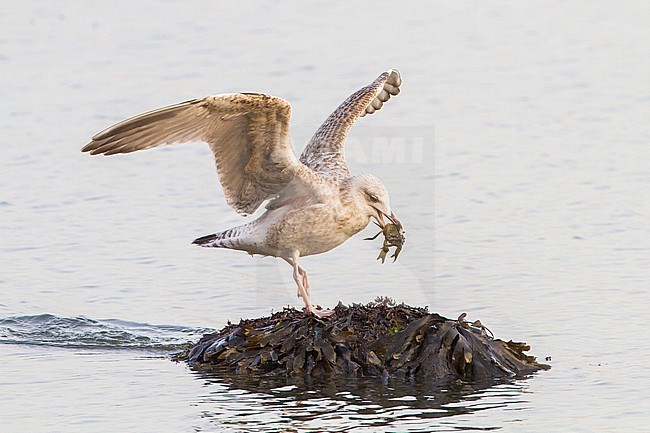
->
191;371;533;432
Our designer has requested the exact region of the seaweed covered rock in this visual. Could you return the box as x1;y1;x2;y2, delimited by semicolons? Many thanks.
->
180;299;549;381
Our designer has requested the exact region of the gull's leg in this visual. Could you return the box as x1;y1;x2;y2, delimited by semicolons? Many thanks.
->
283;257;299;297
283;257;310;298
288;254;312;310
300;268;311;299
288;252;333;318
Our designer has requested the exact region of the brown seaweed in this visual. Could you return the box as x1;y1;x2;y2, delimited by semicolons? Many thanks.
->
177;299;549;382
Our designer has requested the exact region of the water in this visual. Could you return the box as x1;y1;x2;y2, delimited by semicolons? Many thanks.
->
1;1;649;431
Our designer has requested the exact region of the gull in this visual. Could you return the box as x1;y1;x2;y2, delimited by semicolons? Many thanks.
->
82;69;403;317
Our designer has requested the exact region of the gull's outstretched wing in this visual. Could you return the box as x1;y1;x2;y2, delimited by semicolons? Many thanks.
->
299;69;402;175
82;93;302;216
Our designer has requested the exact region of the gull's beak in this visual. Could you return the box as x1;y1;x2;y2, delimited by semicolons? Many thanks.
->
373;207;401;229
388;211;401;228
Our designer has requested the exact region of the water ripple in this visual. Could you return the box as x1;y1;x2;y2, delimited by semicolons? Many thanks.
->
0;314;212;351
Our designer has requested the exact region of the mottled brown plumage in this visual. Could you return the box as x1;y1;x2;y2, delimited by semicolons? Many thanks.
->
83;70;403;317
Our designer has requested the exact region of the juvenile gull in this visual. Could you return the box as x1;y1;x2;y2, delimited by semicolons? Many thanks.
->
82;69;403;317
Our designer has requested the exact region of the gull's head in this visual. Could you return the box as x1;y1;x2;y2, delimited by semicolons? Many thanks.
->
350;173;400;229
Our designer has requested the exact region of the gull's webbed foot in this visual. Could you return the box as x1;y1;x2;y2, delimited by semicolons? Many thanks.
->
305;306;335;318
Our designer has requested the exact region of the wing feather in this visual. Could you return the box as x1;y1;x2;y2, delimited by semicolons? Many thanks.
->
299;69;402;175
82;93;302;215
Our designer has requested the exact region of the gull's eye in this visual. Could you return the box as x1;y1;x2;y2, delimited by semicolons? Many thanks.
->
364;189;380;203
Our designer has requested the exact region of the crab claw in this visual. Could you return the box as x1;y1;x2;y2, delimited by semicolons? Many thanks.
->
391;246;402;262
378;247;388;263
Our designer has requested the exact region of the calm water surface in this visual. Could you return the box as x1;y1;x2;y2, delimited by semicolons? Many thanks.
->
1;2;649;432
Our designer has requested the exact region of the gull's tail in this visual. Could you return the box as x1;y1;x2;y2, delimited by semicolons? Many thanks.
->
192;226;248;251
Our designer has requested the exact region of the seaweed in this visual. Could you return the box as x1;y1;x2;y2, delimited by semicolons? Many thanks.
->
177;298;549;382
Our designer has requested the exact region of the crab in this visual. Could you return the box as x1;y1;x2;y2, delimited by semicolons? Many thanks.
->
364;221;405;263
